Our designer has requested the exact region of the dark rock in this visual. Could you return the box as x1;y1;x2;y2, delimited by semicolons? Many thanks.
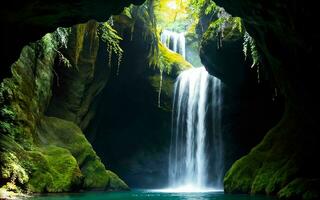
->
0;23;127;194
46;21;110;131
200;19;249;87
210;0;320;199
1;0;145;79
85;11;191;188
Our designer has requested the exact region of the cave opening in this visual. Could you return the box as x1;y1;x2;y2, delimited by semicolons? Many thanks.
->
1;0;318;199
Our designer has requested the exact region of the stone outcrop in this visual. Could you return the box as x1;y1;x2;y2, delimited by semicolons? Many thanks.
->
0;22;128;196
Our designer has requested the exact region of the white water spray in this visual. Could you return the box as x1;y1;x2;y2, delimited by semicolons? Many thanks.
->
160;30;186;59
160;30;223;191
168;67;223;191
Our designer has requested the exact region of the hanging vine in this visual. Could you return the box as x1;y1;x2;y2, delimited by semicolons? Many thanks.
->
243;31;260;68
98;21;123;76
243;31;261;83
130;0;165;107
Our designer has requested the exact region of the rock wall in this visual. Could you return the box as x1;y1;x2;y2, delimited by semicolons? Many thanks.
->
1;0;145;79
46;22;110;131
0;22;128;197
85;9;191;188
199;1;319;199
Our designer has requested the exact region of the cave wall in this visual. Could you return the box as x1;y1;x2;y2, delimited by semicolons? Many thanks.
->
199;0;319;199
197;8;284;188
0;0;145;79
46;22;110;131
0;22;128;196
85;10;191;188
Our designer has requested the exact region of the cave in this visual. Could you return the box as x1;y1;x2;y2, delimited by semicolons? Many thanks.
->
0;0;319;200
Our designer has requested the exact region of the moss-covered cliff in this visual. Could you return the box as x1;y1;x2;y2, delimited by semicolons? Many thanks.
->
224;105;319;199
85;6;191;188
197;1;319;199
0;22;128;198
1;2;192;195
0;0;146;79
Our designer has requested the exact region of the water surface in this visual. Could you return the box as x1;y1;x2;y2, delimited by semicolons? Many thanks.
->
30;190;276;200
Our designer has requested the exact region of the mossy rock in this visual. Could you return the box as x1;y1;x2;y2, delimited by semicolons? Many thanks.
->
1;22;128;194
26;146;82;192
158;43;192;77
278;178;320;200
148;43;191;111
224;107;320;199
36;116;128;191
106;170;129;191
200;17;249;87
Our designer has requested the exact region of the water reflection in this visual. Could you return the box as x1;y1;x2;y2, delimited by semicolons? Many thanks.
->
31;190;276;200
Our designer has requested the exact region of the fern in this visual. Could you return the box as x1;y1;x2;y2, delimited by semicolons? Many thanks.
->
98;22;124;75
205;1;217;15
243;31;261;83
243;31;260;68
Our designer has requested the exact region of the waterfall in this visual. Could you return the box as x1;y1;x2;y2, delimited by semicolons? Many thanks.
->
160;30;186;59
211;77;223;188
168;66;223;191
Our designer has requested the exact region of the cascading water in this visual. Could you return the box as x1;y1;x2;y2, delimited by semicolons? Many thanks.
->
160;30;186;59
168;67;223;191
211;77;223;189
160;30;223;191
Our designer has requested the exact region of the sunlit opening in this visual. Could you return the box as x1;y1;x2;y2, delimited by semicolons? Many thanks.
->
167;1;178;10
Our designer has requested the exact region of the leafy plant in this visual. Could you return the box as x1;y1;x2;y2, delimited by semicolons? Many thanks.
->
98;22;124;75
243;31;260;68
243;31;261;83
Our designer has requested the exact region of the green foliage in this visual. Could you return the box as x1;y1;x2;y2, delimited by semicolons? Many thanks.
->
54;27;71;49
243;31;260;68
0;106;15;120
98;22;123;75
204;1;217;15
26;146;82;192
39;27;73;71
155;0;190;32
0;152;29;185
0;25;129;194
129;0;159;68
55;49;72;68
0;104;22;139
157;42;191;74
155;43;192;107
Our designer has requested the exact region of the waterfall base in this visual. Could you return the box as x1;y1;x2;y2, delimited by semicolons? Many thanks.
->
168;66;223;190
152;186;223;193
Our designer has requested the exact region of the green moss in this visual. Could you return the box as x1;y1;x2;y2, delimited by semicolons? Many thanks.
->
149;75;174;97
149;42;191;109
149;75;174;110
0;151;29;185
1;24;128;194
202;17;243;45
224;106;319;199
74;24;86;67
279;178;320;200
158;42;191;76
81;158;109;189
106;170;129;190
26;146;82;193
35;117;128;190
224;151;263;193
